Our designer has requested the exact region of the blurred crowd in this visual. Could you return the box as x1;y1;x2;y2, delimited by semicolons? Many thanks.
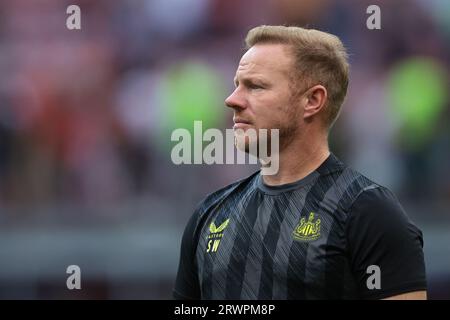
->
0;0;449;211
0;0;449;298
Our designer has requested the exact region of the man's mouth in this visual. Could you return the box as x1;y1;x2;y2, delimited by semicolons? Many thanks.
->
233;118;252;129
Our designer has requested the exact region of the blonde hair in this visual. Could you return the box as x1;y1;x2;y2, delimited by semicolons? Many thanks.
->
245;25;349;128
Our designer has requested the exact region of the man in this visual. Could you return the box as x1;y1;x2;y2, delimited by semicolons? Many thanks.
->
174;25;427;299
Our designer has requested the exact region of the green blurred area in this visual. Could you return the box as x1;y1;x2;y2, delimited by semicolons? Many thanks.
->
387;57;448;151
158;61;226;151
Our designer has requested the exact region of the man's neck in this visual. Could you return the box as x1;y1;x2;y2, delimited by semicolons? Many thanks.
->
262;133;330;186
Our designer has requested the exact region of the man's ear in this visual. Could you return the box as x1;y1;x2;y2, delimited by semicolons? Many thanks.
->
303;85;327;120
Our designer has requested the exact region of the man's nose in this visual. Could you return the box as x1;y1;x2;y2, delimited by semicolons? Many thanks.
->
225;88;246;111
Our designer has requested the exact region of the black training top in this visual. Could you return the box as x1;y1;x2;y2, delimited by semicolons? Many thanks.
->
174;153;427;299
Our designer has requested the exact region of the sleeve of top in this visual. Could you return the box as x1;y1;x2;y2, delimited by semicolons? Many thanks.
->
173;210;201;300
345;186;427;299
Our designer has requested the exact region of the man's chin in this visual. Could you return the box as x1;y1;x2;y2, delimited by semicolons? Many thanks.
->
234;127;273;156
234;133;256;154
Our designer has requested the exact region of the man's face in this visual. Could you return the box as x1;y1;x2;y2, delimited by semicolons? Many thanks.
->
225;43;303;153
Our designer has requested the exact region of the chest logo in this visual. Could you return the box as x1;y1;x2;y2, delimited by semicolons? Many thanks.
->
206;218;229;253
293;212;321;241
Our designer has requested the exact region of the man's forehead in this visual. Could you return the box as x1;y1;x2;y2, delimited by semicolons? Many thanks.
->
236;44;293;76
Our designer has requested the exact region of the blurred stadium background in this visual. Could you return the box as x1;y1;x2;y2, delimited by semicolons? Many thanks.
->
0;0;449;299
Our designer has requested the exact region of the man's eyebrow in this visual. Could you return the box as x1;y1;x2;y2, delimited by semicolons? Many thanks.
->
233;76;270;86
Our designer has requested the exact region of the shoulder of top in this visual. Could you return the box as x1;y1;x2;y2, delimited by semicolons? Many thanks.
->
334;166;399;212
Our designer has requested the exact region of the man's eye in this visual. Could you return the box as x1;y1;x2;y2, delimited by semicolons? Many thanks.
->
249;83;264;90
